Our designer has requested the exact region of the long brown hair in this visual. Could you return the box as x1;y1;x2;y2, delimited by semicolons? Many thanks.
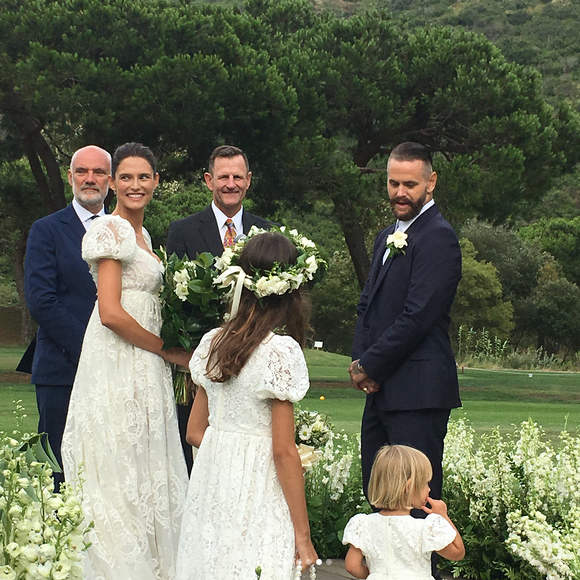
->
206;233;311;382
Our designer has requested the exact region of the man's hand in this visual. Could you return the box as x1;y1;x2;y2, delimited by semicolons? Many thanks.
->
348;360;380;394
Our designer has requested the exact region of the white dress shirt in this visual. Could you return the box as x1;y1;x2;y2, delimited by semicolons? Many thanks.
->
383;199;435;264
211;201;244;241
73;198;106;231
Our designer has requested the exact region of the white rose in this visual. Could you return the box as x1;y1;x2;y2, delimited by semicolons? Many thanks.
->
300;236;316;248
175;282;189;301
305;255;318;274
173;269;190;285
386;231;408;249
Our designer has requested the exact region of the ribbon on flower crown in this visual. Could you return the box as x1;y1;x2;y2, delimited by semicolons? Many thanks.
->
213;265;247;318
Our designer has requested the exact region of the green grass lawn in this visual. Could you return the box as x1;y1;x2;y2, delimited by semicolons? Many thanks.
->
2;346;580;443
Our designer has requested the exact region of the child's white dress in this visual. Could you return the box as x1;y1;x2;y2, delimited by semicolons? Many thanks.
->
175;328;310;580
343;512;457;579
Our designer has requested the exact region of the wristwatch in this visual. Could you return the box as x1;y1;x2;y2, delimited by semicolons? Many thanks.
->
354;360;365;375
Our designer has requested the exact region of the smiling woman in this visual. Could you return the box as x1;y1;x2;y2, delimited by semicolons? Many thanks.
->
60;142;190;580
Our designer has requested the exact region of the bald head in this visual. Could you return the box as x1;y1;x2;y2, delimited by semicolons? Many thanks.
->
68;146;111;213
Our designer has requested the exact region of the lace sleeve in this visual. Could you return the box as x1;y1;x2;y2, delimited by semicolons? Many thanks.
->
342;514;367;552
82;215;137;269
422;514;458;554
257;335;310;402
189;329;220;387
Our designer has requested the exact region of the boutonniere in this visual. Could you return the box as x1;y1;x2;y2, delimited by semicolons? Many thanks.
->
386;231;408;257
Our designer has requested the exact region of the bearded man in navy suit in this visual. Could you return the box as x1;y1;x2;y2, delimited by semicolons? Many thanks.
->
167;145;271;473
350;142;462;507
25;145;111;489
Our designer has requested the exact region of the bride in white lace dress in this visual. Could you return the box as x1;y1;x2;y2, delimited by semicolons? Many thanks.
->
175;232;319;580
62;143;189;580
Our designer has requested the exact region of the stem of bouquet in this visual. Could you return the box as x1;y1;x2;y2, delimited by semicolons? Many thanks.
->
172;365;198;405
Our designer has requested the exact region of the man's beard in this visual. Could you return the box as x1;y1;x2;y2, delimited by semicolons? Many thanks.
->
389;187;428;221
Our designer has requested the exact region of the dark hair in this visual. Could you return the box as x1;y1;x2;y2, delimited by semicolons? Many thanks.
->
206;233;311;383
112;142;157;177
389;142;433;175
208;145;249;175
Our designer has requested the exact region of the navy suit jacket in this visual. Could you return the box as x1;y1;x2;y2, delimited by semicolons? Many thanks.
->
166;205;272;259
24;204;98;385
352;204;462;412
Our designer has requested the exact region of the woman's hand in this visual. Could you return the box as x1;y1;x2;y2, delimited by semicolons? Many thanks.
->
295;535;319;573
160;347;192;368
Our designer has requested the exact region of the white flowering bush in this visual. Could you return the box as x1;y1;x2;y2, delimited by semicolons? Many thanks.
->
304;431;369;558
0;431;91;580
442;418;580;580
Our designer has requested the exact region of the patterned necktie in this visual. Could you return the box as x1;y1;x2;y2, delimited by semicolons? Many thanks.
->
223;218;237;248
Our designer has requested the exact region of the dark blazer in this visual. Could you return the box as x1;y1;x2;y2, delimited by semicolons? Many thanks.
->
352;204;462;412
24;204;98;385
166;205;272;259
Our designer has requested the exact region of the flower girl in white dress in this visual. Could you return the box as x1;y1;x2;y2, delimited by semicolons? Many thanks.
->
343;445;465;579
175;232;319;580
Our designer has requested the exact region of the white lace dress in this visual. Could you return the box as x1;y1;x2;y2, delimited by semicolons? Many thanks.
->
343;512;457;580
62;215;188;580
175;328;310;580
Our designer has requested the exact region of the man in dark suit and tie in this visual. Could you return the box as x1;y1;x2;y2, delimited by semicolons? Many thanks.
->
167;145;271;473
25;145;111;489
350;142;462;508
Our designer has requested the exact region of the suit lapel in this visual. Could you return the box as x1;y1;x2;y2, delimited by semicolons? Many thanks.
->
366;205;440;305
198;206;225;256
59;205;86;250
242;211;259;234
367;224;396;305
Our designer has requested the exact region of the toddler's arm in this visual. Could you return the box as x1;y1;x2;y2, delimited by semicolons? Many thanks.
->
345;546;369;579
424;497;465;561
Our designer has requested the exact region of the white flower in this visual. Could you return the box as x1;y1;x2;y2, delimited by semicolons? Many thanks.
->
22;545;39;563
173;268;190;286
175;282;189;301
289;229;298;236
36;562;52;578
47;497;64;510
299;425;312;441
305;255;318;274
38;544;56;563
300;236;316;249
386;231;408;249
5;543;20;557
0;566;16;580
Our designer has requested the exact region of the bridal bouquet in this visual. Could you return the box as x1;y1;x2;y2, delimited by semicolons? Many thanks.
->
156;249;228;404
0;431;91;580
294;406;334;472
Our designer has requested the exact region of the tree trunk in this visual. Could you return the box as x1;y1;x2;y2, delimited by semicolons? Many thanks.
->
1;87;66;214
334;199;371;290
12;228;34;344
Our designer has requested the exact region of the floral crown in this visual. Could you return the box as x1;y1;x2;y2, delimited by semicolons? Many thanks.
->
213;226;326;315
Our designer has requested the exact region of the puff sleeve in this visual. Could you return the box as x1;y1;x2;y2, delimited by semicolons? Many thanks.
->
189;329;220;388
422;514;458;554
257;335;310;402
82;215;137;273
342;514;368;553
